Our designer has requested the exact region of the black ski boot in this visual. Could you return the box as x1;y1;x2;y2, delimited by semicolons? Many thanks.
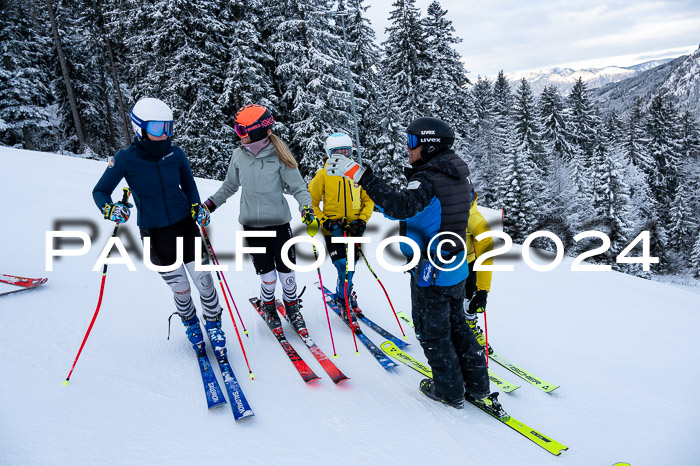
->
466;392;509;421
284;299;307;334
336;296;359;331
261;300;281;329
419;378;464;409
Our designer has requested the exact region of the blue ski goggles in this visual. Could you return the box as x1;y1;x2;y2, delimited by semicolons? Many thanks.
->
406;132;420;150
144;120;173;138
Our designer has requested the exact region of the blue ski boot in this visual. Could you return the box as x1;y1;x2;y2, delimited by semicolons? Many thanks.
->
182;314;204;353
204;317;227;361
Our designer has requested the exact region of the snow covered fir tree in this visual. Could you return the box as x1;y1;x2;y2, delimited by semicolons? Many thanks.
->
1;0;699;279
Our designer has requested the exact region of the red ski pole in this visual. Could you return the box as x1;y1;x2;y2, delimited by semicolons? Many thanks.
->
307;219;338;357
199;227;248;336
64;187;130;385
359;250;407;339
343;231;359;354
200;226;254;380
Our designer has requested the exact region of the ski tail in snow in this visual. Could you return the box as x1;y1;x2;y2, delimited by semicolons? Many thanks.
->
0;274;48;297
488;352;559;393
211;349;255;420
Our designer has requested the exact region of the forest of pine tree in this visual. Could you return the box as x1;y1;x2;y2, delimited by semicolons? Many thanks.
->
1;0;699;277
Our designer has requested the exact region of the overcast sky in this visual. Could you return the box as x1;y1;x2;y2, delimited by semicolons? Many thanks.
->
363;0;700;77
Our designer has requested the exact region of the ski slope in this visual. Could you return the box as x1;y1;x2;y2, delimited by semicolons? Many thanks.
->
1;146;699;465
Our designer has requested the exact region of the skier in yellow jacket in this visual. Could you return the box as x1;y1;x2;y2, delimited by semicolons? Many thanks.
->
464;191;494;348
309;133;374;320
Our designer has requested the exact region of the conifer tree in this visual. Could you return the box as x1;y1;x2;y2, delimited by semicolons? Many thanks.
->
381;0;427;123
646;94;683;211
513;77;546;172
625;99;656;177
500;124;538;243
0;0;53;150
420;1;470;140
567;78;598;166
538;84;572;161
690;230;700;277
264;0;352;176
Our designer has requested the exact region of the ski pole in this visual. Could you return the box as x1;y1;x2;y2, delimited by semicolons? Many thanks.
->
64;187;130;385
359;250;407;339
199;226;248;336
307;219;338;357
343;230;359;354
200;226;254;380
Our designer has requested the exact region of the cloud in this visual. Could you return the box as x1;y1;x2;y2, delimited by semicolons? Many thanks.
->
364;0;700;76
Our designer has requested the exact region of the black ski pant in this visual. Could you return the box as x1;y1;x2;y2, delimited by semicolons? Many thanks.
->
411;274;489;403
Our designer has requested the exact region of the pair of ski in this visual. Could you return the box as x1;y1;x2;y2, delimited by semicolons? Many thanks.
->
317;284;402;371
192;341;254;421
0;274;48;297
380;341;568;456
396;311;559;393
249;298;349;385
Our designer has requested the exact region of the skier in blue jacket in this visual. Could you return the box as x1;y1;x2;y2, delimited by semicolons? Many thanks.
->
92;97;226;360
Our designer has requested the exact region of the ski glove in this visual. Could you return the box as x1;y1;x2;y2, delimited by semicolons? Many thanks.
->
102;202;132;224
301;205;316;225
191;203;211;227
203;198;217;213
325;155;367;183
469;290;488;314
349;219;366;237
323;218;347;237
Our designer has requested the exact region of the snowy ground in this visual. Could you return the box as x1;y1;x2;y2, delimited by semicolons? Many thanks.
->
1;146;699;465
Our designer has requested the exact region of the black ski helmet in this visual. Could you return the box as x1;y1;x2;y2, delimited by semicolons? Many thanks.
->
405;117;455;161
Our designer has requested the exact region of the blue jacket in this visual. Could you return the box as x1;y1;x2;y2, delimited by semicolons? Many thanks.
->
92;140;200;229
360;150;473;286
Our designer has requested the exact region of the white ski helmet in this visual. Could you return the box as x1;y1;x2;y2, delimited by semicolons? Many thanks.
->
130;97;174;140
324;132;354;157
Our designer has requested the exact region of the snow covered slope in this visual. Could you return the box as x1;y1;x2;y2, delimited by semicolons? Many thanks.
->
1;147;699;465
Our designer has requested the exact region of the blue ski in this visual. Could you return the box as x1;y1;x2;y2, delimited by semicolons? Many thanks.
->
317;284;397;371
212;349;255;420
353;307;410;349
194;343;227;410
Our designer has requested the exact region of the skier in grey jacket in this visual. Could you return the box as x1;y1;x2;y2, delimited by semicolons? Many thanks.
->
204;104;316;333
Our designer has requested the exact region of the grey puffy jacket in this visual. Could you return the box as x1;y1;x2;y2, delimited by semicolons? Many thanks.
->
208;142;312;228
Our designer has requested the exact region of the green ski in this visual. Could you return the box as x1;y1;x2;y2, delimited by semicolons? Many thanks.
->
488;352;559;393
380;341;567;456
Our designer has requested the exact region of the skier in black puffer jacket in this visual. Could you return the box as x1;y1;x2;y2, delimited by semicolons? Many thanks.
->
326;117;506;416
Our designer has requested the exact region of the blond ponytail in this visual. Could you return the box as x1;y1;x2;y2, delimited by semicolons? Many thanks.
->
269;133;298;169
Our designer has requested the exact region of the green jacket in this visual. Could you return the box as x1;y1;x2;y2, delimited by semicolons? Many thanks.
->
208;143;311;228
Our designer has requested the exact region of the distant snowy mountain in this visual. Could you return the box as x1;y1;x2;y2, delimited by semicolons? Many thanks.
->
505;59;674;96
593;45;700;118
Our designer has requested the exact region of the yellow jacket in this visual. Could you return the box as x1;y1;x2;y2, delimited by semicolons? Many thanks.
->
466;192;493;292
309;164;374;234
